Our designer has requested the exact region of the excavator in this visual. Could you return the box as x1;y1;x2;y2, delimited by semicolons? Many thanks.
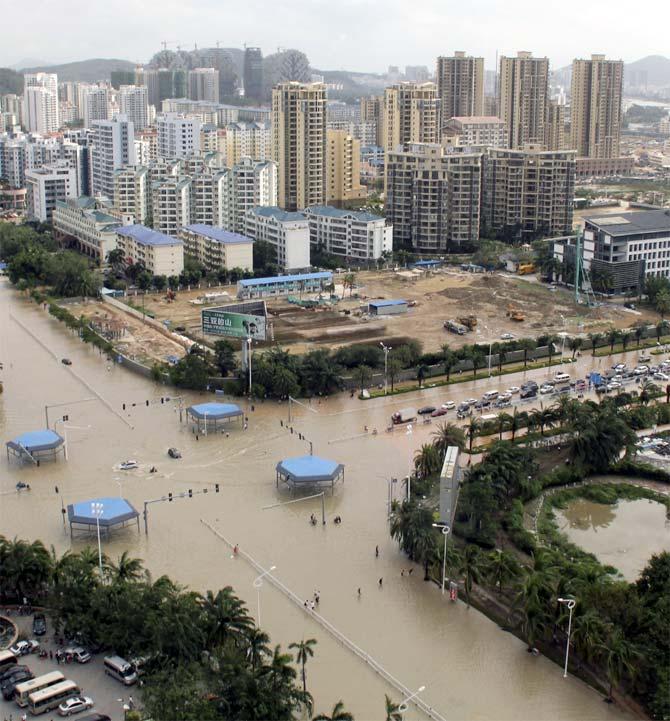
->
457;315;478;330
506;304;525;322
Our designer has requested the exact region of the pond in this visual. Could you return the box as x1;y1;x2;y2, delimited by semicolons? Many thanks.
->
557;496;670;581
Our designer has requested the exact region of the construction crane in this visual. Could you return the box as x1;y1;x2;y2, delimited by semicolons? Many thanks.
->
160;40;178;50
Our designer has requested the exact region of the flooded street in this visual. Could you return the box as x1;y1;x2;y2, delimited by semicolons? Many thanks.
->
557;496;670;581
0;280;635;720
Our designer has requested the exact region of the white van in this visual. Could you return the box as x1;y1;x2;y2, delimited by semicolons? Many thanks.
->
103;656;137;686
554;372;570;383
482;390;499;401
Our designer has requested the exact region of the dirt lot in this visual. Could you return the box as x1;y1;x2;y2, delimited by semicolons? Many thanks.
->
65;298;188;366
129;270;660;356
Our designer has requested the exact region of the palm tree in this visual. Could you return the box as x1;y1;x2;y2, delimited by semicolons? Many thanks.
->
457;545;482;607
354;364;372;391
656;319;669;341
519;339;536;369
201;587;253;648
485;549;521;594
387;358;402;392
416;364;429;388
515;568;554;651
432;422;465;455
530;406;555;436
313;700;354;721
496;412;512;440
568;337;583;359
0;537;52;602
384;695;403;721
246;628;271;670
510;408;525;442
606;327;621;353
600;627;640;702
465;416;481;455
588;332;602;356
470;348;486;379
441;345;459;381
545;335;559;366
414;443;440;480
107;551;144;583
634;325;644;347
570;608;610;667
289;638;317;693
620;331;633;352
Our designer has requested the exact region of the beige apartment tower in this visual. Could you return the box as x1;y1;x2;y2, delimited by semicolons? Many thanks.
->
545;101;566;151
326;129;366;206
359;95;384;146
570;55;623;158
498;52;550;149
436;52;484;128
272;82;327;211
382;82;439;151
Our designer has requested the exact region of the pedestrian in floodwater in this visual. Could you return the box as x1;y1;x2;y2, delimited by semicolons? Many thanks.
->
375;545;379;557
401;570;404;576
357;588;361;597
379;578;383;587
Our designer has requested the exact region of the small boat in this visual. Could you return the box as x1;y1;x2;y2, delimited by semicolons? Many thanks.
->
119;460;139;470
167;448;181;459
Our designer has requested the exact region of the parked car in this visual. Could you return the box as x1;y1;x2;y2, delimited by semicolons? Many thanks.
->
539;384;554;394
58;696;94;716
500;333;515;340
654;372;670;381
32;613;47;636
9;640;39;656
520;388;537;399
417;406;436;415
507;386;520;394
606;381;622;391
554;372;571;383
0;665;29;683
1;671;33;699
431;408;448;417
441;401;456;410
61;358;72;365
464;398;477;406
64;646;92;664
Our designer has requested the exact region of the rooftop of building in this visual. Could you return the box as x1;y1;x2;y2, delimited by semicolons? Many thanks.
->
369;299;408;308
116;224;182;247
182;224;253;244
448;116;505;125
239;271;332;287
304;205;384;223
249;206;307;223
584;209;670;236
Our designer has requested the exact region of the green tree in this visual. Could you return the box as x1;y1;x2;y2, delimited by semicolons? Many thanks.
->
588;332;602;356
519;338;536;368
432;422;466;455
457;545;483;607
570;408;636;472
484;549;521;594
106;247;125;275
313;700;354;721
213;340;237;377
343;273;356;297
106;551;144;583
299;350;342;396
568;337;583;359
201;586;253;649
606;327;621;352
137;270;153;291
655;290;670;318
416;363;429;388
354;364;372;391
289;637;317;693
169;351;214;391
384;695;403;721
153;274;167;292
413;443;440;480
387;358;403;392
465;416;481;455
441;344;459;381
601;627;641;702
469;348;486;379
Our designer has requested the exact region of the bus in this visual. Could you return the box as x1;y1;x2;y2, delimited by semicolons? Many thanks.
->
27;680;79;716
15;671;65;707
0;650;18;672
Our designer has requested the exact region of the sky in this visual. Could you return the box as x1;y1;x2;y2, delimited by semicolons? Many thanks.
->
4;0;669;72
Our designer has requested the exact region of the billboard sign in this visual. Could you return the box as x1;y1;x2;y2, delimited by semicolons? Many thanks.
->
201;301;267;341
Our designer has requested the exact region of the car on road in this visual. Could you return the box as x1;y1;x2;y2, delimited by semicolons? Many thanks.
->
418;406;436;415
9;640;39;656
464;398;477;406
79;715;111;721
61;358;72;365
606;381;622;391
507;386;520;394
1;670;33;699
500;333;515;340
520;388;537;399
497;392;512;402
539;384;554;394
64;647;92;664
654;372;670;381
554;372;571;383
431;407;448;417
474;399;491;410
613;363;626;373
58;696;94;716
32;613;47;636
441;401;456;410
0;665;29;683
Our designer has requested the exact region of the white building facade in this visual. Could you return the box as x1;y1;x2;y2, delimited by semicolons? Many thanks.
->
25;161;77;222
115;224;184;276
157;113;201;159
244;206;311;271
91;114;136;198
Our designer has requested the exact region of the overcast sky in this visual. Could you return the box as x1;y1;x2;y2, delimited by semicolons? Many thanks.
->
4;0;669;72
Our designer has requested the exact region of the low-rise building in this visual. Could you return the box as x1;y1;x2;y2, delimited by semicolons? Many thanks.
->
115;224;184;276
25;161;77;222
180;223;253;272
442;116;508;148
53;196;121;264
575;156;634;179
237;271;332;300
151;176;191;236
244;206;310;271
303;205;392;261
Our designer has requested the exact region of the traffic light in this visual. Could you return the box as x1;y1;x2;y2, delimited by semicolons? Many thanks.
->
63;415;69;422
122;403;126;410
215;484;220;493
161;397;164;404
146;400;149;407
188;489;193;498
168;492;173;502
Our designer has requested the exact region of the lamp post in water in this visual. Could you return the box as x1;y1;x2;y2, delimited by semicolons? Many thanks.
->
398;685;426;714
91;502;104;580
253;565;276;627
432;523;451;594
558;597;576;678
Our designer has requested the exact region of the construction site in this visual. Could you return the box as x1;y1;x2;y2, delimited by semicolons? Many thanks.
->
102;267;659;360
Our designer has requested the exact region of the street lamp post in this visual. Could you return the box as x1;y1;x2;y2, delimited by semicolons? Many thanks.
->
398;685;426;714
380;342;391;395
558;597;576;678
406;423;413;501
91;502;104;580
247;336;253;394
252;565;276;627
432;523;451;594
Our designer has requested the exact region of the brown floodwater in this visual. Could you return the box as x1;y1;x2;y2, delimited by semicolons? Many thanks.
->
0;279;634;720
557;496;670;581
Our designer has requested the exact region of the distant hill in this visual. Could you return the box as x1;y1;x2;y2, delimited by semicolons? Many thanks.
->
0;68;23;95
20;58;135;83
552;55;670;89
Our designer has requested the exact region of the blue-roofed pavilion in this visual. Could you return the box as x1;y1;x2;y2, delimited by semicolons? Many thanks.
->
185;402;244;432
6;429;65;465
276;454;344;491
67;496;140;538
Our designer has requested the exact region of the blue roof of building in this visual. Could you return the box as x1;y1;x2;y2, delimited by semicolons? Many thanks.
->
250;206;307;222
67;497;139;527
187;402;243;420
116;225;182;247
182;224;253;245
6;429;64;452
239;272;332;287
276;455;344;483
305;205;384;223
369;299;407;308
412;259;442;267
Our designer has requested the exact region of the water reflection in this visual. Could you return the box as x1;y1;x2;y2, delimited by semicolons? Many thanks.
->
561;498;616;531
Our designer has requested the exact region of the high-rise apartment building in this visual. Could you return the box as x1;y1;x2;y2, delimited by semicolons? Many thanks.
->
119;85;149;131
272;82;327;211
482;146;575;241
151;176;191;236
188;68;220;103
157;113;202;159
570;54;624;159
498;52;550;149
243;47;264;102
25;160;77;222
82;87;110;128
91;114;136;198
436;52;484;127
360;95;384;147
326;129;366;206
443;116;508;148
382;82;439;151
23;73;59;133
385;143;482;252
221;157;277;234
114;165;149;224
224;121;272;165
545;100;566;151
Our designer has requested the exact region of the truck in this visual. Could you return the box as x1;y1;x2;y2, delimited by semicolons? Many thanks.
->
457;315;478;330
517;263;536;275
444;320;468;335
392;408;417;425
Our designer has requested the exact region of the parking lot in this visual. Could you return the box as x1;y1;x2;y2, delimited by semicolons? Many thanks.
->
1;616;130;721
